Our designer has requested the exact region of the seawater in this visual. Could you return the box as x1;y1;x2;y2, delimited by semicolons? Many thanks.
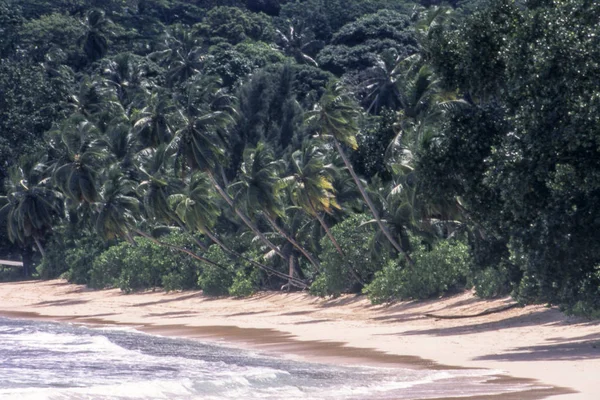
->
0;317;540;400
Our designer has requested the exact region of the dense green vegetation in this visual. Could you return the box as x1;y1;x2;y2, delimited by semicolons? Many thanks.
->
0;0;598;316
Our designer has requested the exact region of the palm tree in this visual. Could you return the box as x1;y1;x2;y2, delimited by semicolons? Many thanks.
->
132;89;176;148
168;172;308;288
136;145;182;224
167;172;221;244
170;77;290;265
170;75;234;174
102;121;138;175
94;168;139;242
362;49;405;114
150;25;205;87
414;5;456;59
80;9;111;62
0;161;63;265
305;81;413;264
232;142;321;272
100;53;155;110
283;141;344;257
384;175;463;247
275;22;321;67
95;168;223;269
66;77;118;120
49;116;108;205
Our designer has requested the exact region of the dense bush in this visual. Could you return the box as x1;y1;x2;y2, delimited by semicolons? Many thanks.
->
63;239;106;284
312;214;387;297
363;239;472;304
36;230;105;283
90;232;203;293
472;264;514;299
229;269;260;297
197;246;233;296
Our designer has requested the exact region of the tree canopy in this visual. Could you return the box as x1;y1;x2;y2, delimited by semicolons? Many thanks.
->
1;0;599;315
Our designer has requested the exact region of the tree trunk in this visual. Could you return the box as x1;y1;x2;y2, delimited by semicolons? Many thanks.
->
262;213;321;272
33;237;46;258
307;199;344;257
333;139;414;266
289;255;295;281
21;246;33;277
207;171;288;260
203;228;307;289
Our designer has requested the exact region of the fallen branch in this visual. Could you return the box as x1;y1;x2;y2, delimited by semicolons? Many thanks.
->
423;303;520;319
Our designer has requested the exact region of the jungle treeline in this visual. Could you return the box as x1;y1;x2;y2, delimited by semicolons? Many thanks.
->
1;0;599;315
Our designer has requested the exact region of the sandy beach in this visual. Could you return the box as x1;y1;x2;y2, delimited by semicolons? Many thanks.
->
0;280;598;399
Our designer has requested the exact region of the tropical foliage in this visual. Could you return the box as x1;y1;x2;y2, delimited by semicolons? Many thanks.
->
1;0;598;316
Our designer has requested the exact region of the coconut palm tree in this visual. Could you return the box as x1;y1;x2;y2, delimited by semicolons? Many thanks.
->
100;53;155;111
150;24;205;87
0;161;64;264
79;9;112;62
232;142;321;273
132;89;176;148
275;22;321;67
283;141;344;257
102;121;138;175
49;116;108;205
170;76;291;264
168;172;221;238
168;172;307;288
94;167;139;242
66;77;118;120
136;145;182;224
170;75;234;173
305;81;413;264
95;168;222;269
362;49;405;115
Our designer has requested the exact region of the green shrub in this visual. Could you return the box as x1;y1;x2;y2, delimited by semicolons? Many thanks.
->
90;232;203;293
309;274;330;297
364;239;472;304
198;265;232;296
197;245;233;296
65;238;106;285
37;231;105;283
229;269;259;298
36;235;69;280
315;214;387;297
512;273;542;305
89;244;126;289
472;264;514;299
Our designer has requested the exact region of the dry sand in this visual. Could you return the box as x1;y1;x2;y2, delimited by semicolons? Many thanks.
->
0;280;599;399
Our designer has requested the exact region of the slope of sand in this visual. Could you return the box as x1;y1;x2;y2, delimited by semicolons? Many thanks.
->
0;280;599;399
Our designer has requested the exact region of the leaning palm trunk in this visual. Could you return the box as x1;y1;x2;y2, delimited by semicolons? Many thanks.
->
206;171;288;261
175;220;208;251
203;228;307;289
307;199;344;257
333;139;414;266
33;237;46;258
131;228;226;271
262;213;321;273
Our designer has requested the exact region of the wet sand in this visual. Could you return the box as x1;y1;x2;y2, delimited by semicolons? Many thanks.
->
1;280;599;399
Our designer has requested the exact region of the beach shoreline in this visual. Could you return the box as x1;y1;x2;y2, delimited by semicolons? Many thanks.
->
0;280;598;399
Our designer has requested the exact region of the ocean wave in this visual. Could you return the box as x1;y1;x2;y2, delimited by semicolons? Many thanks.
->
0;318;544;400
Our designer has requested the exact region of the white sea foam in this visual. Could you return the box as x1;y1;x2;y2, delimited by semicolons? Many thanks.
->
0;317;545;400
